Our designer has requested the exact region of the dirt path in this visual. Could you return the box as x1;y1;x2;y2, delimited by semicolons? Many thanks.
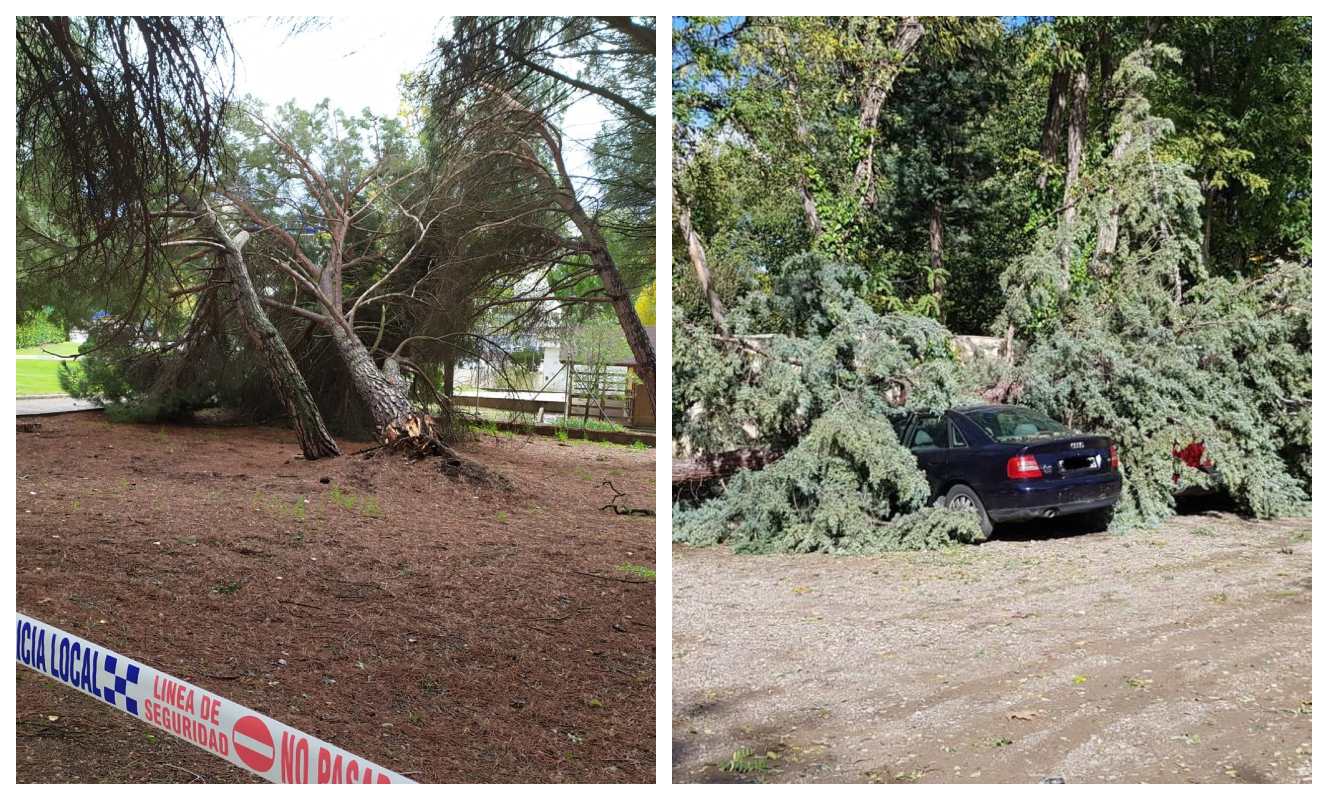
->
673;513;1311;784
17;413;655;783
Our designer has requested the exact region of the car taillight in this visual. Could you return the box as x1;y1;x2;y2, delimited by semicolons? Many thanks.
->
1109;444;1119;471
1006;455;1042;479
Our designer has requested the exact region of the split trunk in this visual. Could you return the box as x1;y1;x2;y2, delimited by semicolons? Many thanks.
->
328;324;419;441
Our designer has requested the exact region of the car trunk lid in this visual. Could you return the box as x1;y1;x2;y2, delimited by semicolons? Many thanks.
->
1018;435;1114;480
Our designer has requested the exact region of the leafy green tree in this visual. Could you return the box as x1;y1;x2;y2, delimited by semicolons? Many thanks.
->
871;30;1010;325
1151;16;1312;268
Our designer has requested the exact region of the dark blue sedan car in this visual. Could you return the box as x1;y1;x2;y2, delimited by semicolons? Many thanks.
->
893;404;1121;536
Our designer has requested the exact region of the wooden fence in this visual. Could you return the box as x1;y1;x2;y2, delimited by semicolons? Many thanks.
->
564;364;632;425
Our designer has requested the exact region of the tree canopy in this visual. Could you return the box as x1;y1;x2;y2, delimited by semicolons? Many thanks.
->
674;16;1311;334
20;16;656;461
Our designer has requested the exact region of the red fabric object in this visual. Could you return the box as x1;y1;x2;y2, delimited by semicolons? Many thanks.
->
1172;441;1214;469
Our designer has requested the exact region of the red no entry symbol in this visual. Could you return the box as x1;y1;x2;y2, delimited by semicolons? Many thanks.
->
232;714;276;773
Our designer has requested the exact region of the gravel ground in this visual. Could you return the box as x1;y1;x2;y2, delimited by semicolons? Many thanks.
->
673;512;1311;784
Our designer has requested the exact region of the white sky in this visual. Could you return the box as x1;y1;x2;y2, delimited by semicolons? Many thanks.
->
224;16;612;191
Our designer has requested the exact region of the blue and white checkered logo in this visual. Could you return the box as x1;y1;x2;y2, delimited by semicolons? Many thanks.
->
101;654;140;715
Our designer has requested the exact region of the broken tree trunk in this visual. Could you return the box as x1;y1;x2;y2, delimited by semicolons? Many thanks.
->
674;184;729;333
328;324;508;486
672;448;783;486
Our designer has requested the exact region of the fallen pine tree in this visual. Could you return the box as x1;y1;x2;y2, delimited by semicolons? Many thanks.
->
672;254;993;552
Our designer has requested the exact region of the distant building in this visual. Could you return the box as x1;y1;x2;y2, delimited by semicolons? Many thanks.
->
539;341;566;391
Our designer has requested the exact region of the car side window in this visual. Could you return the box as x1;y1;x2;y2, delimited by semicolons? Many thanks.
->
949;422;968;448
909;415;949;450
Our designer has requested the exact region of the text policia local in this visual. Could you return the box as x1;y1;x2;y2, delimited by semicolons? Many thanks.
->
17;617;397;784
16;618;232;757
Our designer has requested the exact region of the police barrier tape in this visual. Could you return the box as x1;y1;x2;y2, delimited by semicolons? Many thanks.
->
16;612;415;784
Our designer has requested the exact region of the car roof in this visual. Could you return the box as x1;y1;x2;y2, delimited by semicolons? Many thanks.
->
907;404;1018;415
951;404;1016;414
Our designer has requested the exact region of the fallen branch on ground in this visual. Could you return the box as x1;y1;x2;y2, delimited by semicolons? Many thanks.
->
599;479;654;516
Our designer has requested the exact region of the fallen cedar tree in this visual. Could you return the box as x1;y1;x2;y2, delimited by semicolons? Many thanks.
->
671;253;1310;554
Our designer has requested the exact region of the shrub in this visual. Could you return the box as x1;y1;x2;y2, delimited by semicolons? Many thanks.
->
16;307;65;349
509;348;542;372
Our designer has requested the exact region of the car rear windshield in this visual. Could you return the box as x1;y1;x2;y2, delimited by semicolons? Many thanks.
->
960;407;1069;442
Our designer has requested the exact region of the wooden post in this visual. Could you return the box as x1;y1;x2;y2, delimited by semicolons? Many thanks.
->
563;363;573;419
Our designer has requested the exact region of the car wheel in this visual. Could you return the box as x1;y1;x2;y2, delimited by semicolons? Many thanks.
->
945;484;993;538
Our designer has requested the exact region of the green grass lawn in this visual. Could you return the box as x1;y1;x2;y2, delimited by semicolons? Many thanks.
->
16;340;81;356
16;359;80;396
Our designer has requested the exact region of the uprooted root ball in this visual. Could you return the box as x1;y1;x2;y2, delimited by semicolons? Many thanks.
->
371;412;515;490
